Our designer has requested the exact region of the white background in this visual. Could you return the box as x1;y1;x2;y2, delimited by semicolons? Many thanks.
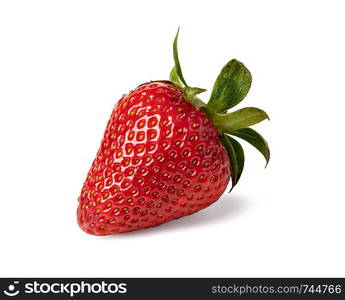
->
0;0;344;277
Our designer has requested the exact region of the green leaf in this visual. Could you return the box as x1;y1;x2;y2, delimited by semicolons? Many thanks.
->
213;107;269;133
229;128;270;167
184;86;207;96
228;136;245;189
208;59;252;113
220;135;245;191
173;28;188;87
183;86;208;109
185;95;207;109
169;66;181;86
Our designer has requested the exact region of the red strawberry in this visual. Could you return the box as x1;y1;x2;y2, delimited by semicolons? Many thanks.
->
77;30;270;235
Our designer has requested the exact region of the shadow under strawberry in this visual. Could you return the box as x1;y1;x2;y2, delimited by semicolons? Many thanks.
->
102;194;248;238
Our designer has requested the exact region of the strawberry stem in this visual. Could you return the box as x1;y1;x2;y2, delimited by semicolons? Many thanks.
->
171;29;208;109
173;28;188;87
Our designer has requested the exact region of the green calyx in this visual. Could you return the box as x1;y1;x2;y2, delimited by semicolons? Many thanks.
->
169;29;270;191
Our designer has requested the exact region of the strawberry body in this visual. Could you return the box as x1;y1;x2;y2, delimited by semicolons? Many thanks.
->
77;82;230;235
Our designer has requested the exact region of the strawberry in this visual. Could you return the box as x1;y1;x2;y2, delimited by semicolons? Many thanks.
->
77;30;270;235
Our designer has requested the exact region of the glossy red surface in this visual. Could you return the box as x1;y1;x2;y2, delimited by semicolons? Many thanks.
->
77;82;231;235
